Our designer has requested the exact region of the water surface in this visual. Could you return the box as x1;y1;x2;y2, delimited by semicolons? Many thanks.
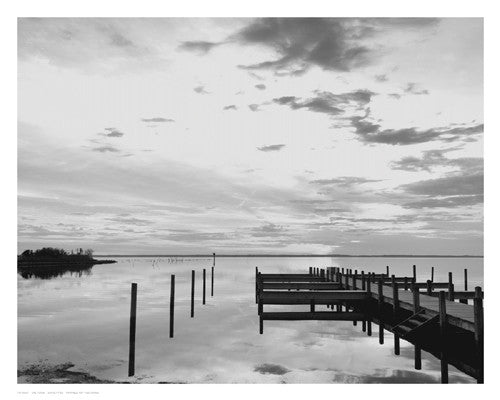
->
18;256;483;383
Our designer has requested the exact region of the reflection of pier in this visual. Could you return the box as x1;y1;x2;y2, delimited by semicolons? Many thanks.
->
255;266;484;383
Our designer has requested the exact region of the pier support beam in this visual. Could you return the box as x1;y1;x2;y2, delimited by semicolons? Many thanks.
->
439;291;449;383
128;283;137;377
191;270;195;318
474;286;484;383
170;275;175;338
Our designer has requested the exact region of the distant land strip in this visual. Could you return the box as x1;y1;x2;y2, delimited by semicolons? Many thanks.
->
96;254;483;258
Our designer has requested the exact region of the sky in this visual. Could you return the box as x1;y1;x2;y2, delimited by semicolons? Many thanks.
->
17;18;484;255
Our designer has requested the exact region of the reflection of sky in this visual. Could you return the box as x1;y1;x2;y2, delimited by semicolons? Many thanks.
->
17;257;481;383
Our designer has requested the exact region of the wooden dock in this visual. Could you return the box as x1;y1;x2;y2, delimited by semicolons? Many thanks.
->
255;266;484;383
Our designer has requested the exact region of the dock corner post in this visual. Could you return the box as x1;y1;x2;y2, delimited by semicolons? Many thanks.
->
202;268;206;305
128;282;137;377
464;268;468;292
211;266;214;297
255;267;259;303
170;275;175;338
391;275;399;316
378;278;384;345
413;264;417;282
439;291;449;383
431;266;434;282
404;276;408;291
191;270;195;318
426;279;432;296
361;271;365;290
474;286;484;383
259;313;264;334
309;266;313;275
386;265;389;277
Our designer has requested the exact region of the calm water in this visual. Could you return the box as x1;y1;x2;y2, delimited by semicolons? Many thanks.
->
17;257;483;383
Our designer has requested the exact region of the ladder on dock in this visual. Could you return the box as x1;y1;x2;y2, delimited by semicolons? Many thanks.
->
392;310;438;339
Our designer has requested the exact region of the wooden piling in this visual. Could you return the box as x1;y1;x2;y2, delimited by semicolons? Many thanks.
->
439;291;448;383
211;266;214;297
412;283;420;313
361;271;365;290
191;270;195;318
213;252;215;266
449;283;455;302
431;266;434;282
413;265;417;282
464;268;468;291
255;267;259;303
474;287;484;383
128;283;137;377
378;279;384;345
386;265;389;277
404;276;408;291
202;268;206;305
392;275;400;355
170;275;175;338
426;279;432;295
310;299;315;312
309;266;312;275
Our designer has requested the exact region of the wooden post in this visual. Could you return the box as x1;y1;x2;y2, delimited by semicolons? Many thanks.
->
211;266;214;297
213;252;215;266
404;276;408;291
310;299;315;312
386;265;389;277
439;291;448;383
259;313;263;334
447;272;453;301
309;266;312;275
413;265;416;282
353;271;357;290
378;279;384;344
392;274;400;355
412;284;420;313
474;287;484;383
191;270;195;318
464;268;468;291
361;271;365;290
426;279;432;296
448;283;455;302
341;267;344;274
392;275;399;317
169;275;175;338
202;268;206;305
431;266;434;282
255;267;259;303
128;283;137;377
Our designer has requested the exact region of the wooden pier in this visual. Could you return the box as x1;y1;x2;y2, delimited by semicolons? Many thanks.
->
255;266;484;383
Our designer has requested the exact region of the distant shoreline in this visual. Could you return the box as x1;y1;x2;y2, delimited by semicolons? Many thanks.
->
95;254;483;258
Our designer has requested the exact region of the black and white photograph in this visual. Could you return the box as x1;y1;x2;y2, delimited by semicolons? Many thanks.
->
6;0;497;395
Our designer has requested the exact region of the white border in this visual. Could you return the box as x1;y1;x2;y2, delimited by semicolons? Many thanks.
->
2;0;498;398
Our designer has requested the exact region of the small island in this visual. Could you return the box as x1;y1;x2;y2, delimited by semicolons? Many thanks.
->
18;247;116;268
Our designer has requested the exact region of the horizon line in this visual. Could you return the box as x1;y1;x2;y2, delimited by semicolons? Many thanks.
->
94;253;484;258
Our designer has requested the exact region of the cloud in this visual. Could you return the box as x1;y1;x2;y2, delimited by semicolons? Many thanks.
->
194;85;209;94
257;144;285;152
404;82;429;95
248;104;260;112
273;89;375;116
233;18;439;75
177;40;221;54
99;128;124;138
403;195;484;209
255;84;266;90
141;117;175;123
251;223;287;237
400;173;483;197
310;176;382;187
254;363;290;375
387;93;402;99
91;145;120;153
374;74;388;82
391;149;483;174
350;114;483;145
223;105;237;111
105;216;153;226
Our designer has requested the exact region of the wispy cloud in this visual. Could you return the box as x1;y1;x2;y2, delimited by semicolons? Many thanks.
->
248;104;260;112
310;177;382;187
255;84;266;90
141;117;175;123
194;85;209;94
91;145;120;153
177;40;221;54
223;105;237;111
257;144;286;152
404;82;430;95
100;128;124;138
